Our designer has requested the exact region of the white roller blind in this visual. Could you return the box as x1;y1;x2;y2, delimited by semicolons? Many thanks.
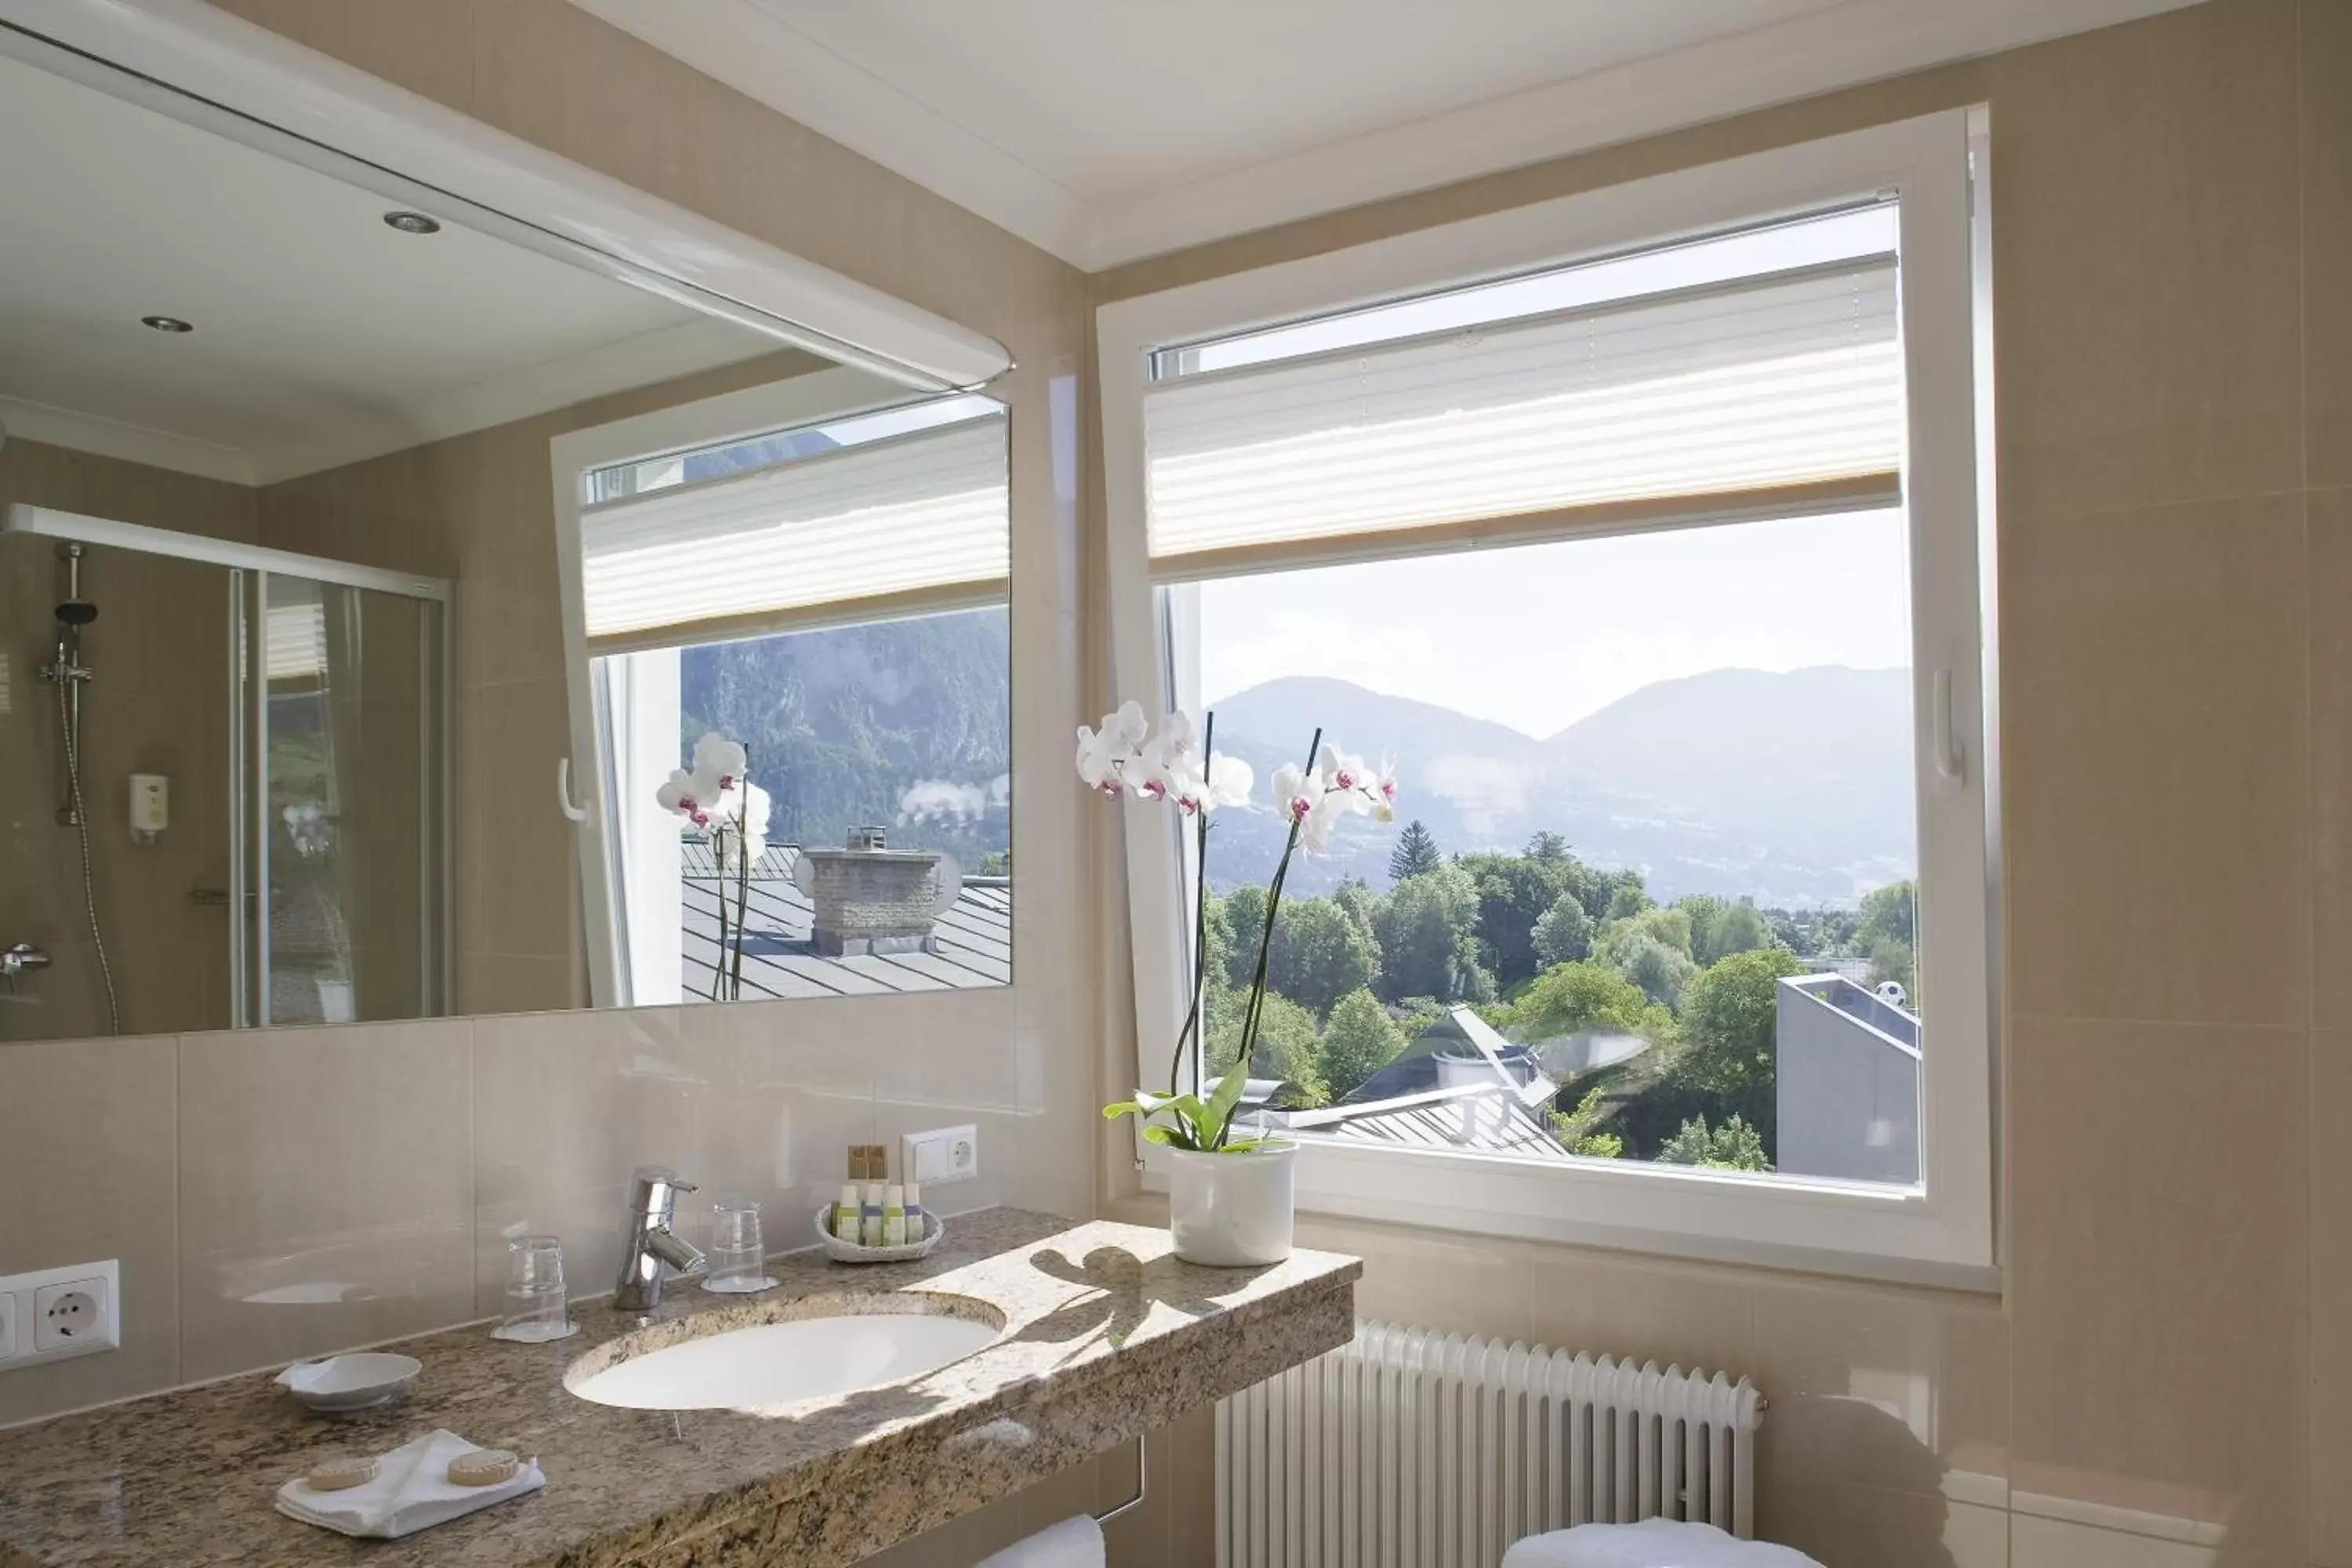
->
1142;260;1900;566
582;412;1007;648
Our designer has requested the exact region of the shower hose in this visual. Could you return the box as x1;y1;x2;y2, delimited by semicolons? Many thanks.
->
56;685;122;1036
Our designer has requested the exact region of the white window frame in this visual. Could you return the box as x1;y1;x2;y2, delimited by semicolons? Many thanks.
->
549;365;953;1008
1097;110;1998;1289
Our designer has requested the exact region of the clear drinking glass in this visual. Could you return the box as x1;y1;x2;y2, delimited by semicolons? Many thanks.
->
702;1196;775;1294
492;1234;576;1342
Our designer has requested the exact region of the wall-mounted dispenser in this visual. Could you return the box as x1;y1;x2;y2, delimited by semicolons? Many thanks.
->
129;775;167;843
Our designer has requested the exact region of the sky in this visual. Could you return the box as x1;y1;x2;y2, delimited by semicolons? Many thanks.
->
1196;508;1912;739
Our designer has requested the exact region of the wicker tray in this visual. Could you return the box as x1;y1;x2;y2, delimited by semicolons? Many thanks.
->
811;1207;945;1263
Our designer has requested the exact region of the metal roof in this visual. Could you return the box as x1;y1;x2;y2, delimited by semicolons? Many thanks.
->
1283;1081;1576;1162
681;844;1009;999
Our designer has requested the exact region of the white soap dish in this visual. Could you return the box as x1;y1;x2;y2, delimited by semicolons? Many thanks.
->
274;1352;423;1414
812;1208;944;1263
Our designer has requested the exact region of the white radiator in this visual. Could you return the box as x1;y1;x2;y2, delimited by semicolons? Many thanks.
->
1217;1320;1766;1568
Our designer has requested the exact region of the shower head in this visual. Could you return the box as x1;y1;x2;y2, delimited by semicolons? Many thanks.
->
55;601;97;627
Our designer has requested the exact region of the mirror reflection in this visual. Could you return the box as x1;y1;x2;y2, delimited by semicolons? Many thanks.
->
0;42;1011;1042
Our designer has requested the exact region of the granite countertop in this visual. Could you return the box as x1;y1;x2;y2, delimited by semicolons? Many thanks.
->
0;1209;1360;1567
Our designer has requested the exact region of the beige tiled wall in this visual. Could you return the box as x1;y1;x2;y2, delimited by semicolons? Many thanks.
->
1095;2;2350;1566
0;1000;1039;1428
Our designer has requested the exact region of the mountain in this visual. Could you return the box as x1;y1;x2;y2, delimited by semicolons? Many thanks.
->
1202;668;1915;906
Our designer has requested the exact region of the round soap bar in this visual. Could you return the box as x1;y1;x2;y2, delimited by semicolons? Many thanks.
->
446;1448;520;1487
306;1457;379;1491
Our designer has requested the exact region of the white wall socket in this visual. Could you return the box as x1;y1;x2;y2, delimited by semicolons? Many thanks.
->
0;1259;120;1370
902;1124;978;1186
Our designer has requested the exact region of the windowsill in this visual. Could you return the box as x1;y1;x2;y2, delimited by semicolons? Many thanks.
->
1125;1139;2002;1296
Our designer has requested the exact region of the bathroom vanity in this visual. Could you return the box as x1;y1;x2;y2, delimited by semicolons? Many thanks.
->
0;1210;1359;1566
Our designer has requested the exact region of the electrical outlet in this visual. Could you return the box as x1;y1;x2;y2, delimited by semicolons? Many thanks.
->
902;1124;978;1186
0;1261;118;1370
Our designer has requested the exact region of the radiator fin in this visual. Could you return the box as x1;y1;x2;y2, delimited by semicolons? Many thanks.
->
1218;1319;1766;1568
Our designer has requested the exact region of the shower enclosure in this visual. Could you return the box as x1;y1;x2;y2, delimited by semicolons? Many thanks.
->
0;506;450;1040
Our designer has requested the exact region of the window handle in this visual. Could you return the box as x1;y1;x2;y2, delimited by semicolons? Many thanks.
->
557;756;591;823
1933;670;1965;785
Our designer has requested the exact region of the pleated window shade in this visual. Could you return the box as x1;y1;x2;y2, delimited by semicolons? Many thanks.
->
581;411;1008;652
1142;258;1901;574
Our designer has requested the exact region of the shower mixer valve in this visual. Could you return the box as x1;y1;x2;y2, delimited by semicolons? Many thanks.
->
2;942;50;994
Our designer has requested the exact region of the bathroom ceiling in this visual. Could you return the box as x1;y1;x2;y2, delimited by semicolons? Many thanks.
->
572;0;2202;268
0;49;775;487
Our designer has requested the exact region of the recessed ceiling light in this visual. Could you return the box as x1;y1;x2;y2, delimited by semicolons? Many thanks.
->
140;315;193;333
383;211;441;235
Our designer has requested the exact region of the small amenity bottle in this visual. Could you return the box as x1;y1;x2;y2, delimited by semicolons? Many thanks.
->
833;1185;861;1243
882;1185;907;1247
860;1183;884;1247
903;1183;925;1243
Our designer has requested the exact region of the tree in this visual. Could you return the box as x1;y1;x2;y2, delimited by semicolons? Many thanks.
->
1457;851;1580;988
1508;960;1675;1045
1593;913;1697;1008
1371;863;1481;1001
1670;946;1807;1142
1206;990;1327;1107
1530;891;1594;965
1657;1113;1771;1171
1267;897;1381;1018
1603;877;1653;921
1388;818;1443;882
1220;885;1267;989
1548;1085;1624;1159
1856;880;1915;950
1330;877;1381;944
1687;895;1773;965
1525;830;1570;863
1318;988;1407;1100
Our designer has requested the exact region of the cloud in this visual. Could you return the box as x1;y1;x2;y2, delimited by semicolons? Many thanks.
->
898;779;989;824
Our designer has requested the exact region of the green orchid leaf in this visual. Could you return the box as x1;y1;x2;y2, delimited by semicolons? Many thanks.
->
1102;1101;1142;1120
1217;1138;1262;1155
1203;1057;1250;1146
1140;1123;1181;1146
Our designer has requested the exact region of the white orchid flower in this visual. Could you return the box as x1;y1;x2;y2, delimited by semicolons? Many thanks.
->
1303;786;1359;853
1075;724;1131;797
691;731;748;791
1272;762;1316;826
1318;744;1371;793
1076;701;1150;798
1203;753;1254;812
1366;754;1400;822
655;768;713;829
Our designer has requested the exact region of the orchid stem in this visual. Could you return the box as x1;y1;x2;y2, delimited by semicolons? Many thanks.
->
1165;711;1216;1096
1236;725;1321;1112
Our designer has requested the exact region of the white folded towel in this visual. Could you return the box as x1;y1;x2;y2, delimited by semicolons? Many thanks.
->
974;1514;1105;1568
1502;1519;1824;1567
275;1428;544;1540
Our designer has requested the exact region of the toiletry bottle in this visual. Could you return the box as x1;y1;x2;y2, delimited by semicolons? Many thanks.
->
904;1182;924;1243
861;1183;884;1247
882;1185;906;1247
834;1184;862;1243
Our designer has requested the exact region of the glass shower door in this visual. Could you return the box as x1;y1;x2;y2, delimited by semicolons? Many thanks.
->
243;569;447;1026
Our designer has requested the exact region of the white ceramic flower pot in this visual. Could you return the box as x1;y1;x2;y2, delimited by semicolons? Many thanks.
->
1166;1142;1296;1266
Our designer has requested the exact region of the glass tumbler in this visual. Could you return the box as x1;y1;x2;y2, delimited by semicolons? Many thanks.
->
702;1196;775;1294
492;1234;577;1342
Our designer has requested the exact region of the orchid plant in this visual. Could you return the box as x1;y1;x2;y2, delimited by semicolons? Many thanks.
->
1080;701;1396;1152
656;731;772;1002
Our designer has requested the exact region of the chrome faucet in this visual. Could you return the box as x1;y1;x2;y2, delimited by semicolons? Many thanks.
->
612;1166;705;1311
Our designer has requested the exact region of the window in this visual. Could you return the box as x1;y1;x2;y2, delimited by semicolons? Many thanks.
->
1099;113;1994;1283
554;372;1012;1009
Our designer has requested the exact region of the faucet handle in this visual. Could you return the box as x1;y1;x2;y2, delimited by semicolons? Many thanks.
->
624;1166;695;1216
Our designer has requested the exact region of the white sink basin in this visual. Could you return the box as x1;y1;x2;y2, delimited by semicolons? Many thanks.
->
567;1305;1000;1414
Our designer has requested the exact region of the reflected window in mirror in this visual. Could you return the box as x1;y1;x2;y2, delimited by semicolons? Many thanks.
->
575;393;1011;1006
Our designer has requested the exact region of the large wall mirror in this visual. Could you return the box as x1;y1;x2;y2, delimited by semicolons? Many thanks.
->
0;9;1012;1042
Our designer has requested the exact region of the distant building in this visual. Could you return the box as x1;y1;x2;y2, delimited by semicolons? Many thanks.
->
1775;973;1919;1183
